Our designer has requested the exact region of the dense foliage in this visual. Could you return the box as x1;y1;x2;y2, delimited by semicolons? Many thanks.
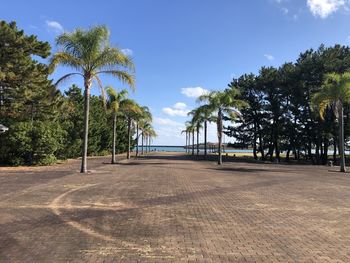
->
0;21;131;165
226;45;350;164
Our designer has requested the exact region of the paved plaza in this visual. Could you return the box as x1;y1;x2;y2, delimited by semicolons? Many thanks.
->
0;153;350;262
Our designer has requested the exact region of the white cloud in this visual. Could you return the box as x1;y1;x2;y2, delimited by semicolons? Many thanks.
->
181;87;209;98
173;102;187;110
162;107;189;117
45;20;64;34
121;48;133;56
154;117;184;127
307;0;345;18
264;54;275;61
162;102;190;117
152;117;185;145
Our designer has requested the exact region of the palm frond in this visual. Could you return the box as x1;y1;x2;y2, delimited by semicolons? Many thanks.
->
93;47;135;72
54;73;83;87
93;75;106;108
97;70;135;91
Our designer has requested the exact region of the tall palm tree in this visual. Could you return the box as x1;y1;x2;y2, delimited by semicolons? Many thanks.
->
198;89;247;165
185;121;196;156
50;25;135;173
137;107;152;156
188;105;214;158
181;129;188;153
190;118;202;156
312;72;350;172
143;124;156;153
120;99;142;159
105;87;128;164
141;122;151;154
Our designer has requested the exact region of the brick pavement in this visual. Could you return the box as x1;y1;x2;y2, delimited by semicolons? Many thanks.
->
0;153;350;262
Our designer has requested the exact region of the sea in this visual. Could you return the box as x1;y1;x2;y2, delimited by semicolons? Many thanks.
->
135;146;349;154
136;146;253;153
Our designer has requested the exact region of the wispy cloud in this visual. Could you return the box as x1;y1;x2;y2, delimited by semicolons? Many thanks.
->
281;7;289;14
264;54;275;61
181;87;209;98
162;102;189;117
152;117;185;144
154;117;184;127
173;102;187;110
45;20;64;34
307;0;345;18
121;48;133;56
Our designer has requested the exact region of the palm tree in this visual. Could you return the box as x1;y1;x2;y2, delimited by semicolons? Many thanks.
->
188;105;214;158
50;25;135;173
120;99;142;159
143;124;156;153
189;117;202;156
105;87;128;164
198;89;247;165
141;122;151;154
185;121;196;156
137;107;152;156
181;129;189;153
312;72;350;172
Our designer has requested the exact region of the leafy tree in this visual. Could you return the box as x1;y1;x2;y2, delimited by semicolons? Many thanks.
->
119;99;142;159
50;25;135;173
0;21;61;165
198;89;247;165
228;74;267;160
136;106;152;156
106;87;128;163
312;72;350;172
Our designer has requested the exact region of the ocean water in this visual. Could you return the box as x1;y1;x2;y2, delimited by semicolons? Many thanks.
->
136;146;350;154
136;146;253;153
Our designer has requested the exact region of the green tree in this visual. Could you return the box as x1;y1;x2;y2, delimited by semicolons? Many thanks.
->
0;21;62;165
312;72;350;172
120;99;142;159
188;106;214;157
136;107;152;156
185;121;196;156
106;87;128;163
50;25;135;173
198;89;247;165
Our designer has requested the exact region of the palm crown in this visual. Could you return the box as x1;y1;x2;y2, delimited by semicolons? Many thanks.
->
312;72;350;119
50;25;135;93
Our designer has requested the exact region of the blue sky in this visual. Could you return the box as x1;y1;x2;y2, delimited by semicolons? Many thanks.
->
2;0;350;145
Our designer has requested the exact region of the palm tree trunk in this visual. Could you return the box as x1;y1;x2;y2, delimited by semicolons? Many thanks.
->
218;109;223;165
185;132;187;153
141;132;144;155
112;113;117;164
192;131;195;156
148;136;152;153
339;106;346;172
136;123;139;157
145;136;148;154
127;117;131;159
144;135;147;154
204;120;207;159
187;132;190;154
197;123;200;155
81;79;91;173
